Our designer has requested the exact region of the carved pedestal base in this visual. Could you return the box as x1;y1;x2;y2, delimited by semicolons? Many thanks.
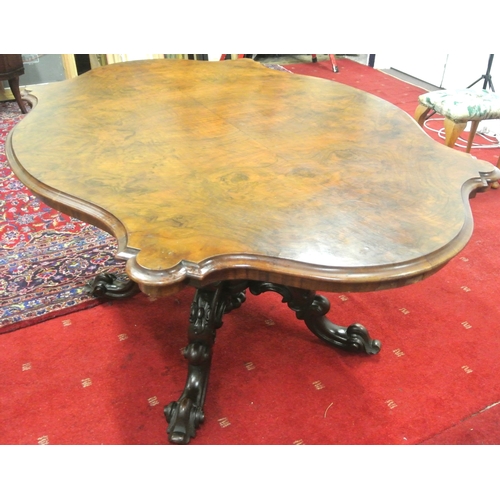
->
86;275;381;444
164;280;381;444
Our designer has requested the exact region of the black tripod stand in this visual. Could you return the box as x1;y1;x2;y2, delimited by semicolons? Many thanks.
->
468;54;495;92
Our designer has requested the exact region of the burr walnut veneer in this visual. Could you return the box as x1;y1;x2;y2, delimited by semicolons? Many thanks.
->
6;59;500;443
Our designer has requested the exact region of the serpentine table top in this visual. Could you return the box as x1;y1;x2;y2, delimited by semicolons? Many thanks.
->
6;58;500;444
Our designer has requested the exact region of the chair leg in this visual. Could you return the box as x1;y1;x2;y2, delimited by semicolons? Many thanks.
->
312;55;339;72
328;54;339;73
414;104;433;127
7;76;27;114
466;121;480;153
443;118;466;149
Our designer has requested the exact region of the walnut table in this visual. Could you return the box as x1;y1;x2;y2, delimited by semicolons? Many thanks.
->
6;59;500;444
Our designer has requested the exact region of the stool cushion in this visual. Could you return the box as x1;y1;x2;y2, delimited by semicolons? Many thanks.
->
418;89;500;122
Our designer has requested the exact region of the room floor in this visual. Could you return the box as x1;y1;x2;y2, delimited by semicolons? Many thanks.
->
254;54;441;92
253;54;368;65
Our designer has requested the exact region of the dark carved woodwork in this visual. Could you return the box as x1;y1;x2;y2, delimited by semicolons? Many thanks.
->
164;281;247;444
85;275;380;443
0;54;28;113
87;273;139;299
164;279;378;444
248;281;381;354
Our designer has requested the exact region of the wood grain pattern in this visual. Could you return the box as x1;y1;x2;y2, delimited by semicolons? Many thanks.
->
6;59;500;296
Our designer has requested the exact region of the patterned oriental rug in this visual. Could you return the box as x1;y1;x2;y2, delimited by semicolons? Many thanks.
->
0;102;125;333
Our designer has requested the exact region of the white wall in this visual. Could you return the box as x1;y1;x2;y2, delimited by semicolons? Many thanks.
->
373;53;499;90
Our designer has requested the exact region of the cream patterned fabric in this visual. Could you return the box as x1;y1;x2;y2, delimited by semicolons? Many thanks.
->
418;89;500;123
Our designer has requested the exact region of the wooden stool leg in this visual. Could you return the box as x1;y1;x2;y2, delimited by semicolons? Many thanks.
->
493;155;500;189
7;76;27;114
414;104;433;127
443;118;466;149
466;121;480;153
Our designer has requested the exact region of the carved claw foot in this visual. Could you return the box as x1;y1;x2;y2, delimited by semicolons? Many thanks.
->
248;281;381;355
325;322;381;355
298;293;381;354
86;272;139;299
165;341;211;444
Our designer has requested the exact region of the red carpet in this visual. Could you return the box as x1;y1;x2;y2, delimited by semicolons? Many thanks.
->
1;58;500;445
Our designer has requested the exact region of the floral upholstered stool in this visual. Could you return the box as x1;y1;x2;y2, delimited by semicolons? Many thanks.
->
414;88;500;188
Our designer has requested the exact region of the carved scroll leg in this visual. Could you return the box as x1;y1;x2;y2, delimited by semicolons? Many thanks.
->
164;339;213;445
164;281;247;444
86;272;140;299
249;282;381;355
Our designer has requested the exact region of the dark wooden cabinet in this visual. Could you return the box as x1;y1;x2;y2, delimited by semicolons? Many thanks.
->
0;54;28;113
